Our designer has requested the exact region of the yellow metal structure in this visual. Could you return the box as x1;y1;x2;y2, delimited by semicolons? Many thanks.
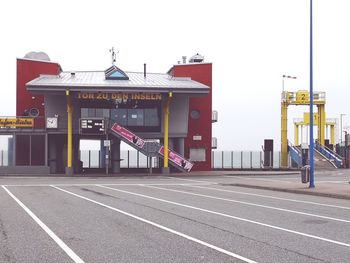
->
281;102;288;168
294;113;336;147
163;92;172;170
66;90;73;172
281;90;326;167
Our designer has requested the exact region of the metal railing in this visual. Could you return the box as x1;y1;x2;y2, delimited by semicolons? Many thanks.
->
80;150;285;170
80;150;159;169
315;142;344;168
211;151;282;169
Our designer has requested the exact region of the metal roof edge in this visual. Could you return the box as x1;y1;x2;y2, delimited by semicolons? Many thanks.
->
17;57;60;65
26;86;209;94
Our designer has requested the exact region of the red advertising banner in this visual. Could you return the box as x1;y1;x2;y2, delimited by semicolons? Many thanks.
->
111;124;145;149
159;146;193;172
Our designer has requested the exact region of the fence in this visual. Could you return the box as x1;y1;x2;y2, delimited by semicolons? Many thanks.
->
79;150;283;170
211;151;282;169
80;150;159;169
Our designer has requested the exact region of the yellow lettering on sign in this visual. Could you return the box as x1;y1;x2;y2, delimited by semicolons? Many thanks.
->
296;90;309;104
77;92;162;100
0;118;34;128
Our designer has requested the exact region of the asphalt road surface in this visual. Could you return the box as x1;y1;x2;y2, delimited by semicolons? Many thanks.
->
0;174;349;262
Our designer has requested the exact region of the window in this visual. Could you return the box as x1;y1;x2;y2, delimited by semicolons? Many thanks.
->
144;108;159;126
190;110;200;119
81;108;110;118
127;109;144;126
189;148;206;162
111;109;127;126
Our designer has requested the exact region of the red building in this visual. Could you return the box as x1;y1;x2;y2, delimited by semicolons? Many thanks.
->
0;52;215;175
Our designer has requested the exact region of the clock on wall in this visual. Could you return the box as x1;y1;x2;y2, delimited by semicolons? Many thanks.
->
46;117;58;128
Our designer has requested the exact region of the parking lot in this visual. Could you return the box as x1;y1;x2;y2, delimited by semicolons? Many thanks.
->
1;175;350;262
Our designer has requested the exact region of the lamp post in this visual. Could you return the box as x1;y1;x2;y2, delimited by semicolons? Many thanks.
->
309;0;315;188
340;114;346;145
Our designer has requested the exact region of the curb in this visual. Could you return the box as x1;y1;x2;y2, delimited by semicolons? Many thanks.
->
224;183;350;200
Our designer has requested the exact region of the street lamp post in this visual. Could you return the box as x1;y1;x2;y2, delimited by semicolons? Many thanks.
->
340;114;346;145
309;0;315;188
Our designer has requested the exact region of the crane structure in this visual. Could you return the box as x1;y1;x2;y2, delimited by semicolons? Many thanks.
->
281;90;326;168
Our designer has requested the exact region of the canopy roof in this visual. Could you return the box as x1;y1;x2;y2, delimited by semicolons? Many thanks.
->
27;70;209;94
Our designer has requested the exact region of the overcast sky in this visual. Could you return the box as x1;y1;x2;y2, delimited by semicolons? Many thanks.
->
1;0;349;151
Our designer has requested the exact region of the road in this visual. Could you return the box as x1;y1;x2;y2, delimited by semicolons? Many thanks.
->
0;174;349;262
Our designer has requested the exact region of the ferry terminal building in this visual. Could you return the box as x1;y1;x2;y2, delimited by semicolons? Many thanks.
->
0;52;216;175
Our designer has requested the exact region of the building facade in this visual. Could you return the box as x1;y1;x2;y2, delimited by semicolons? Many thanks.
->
0;52;215;175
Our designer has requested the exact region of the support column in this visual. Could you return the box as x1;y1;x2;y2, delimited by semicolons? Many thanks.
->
65;90;73;176
317;104;326;145
111;139;121;173
178;138;185;156
330;124;335;147
281;102;288;168
162;92;172;174
294;124;299;146
301;125;304;145
100;140;106;168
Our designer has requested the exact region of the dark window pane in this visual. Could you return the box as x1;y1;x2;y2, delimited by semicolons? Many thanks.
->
88;108;95;117
95;109;104;117
16;135;30;165
31;135;45;165
81;108;88;118
144;108;159;126
111;109;127;126
128;109;144;126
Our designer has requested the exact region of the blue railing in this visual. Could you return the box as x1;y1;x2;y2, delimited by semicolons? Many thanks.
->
288;145;302;167
315;142;343;168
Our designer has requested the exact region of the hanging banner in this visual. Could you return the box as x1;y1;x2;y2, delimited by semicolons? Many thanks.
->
0;118;34;127
111;124;145;149
158;146;193;172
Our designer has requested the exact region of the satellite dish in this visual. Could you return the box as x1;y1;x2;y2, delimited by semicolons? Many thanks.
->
24;51;50;61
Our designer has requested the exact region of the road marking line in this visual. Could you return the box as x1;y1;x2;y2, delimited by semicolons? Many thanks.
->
169;177;215;184
1;186;84;263
51;186;256;263
142;185;350;224
1;183;212;187
188;185;350;210
230;177;296;183
97;185;350;248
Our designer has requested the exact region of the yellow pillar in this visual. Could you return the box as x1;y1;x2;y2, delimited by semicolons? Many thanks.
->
330;124;335;147
294;124;299;146
317;104;326;145
66;90;73;175
163;92;172;173
281;102;288;168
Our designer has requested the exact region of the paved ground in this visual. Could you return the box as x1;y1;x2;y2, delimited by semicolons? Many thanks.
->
1;173;350;262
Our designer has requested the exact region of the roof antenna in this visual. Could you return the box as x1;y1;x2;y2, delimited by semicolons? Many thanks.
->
109;47;118;65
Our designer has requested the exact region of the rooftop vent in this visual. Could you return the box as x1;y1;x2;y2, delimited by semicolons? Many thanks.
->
24;51;50;61
189;53;204;63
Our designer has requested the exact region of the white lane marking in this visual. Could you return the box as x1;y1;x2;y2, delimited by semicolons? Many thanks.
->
317;181;348;184
51;186;256;263
189;185;350;210
169;177;216;184
230;177;296;183
1;183;213;187
97;185;350;248
142;185;350;224
2;186;84;263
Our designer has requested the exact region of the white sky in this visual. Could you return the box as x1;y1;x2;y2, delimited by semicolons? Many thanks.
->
1;0;350;151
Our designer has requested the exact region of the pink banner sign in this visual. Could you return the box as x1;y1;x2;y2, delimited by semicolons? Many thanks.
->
111;124;145;149
159;146;193;172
